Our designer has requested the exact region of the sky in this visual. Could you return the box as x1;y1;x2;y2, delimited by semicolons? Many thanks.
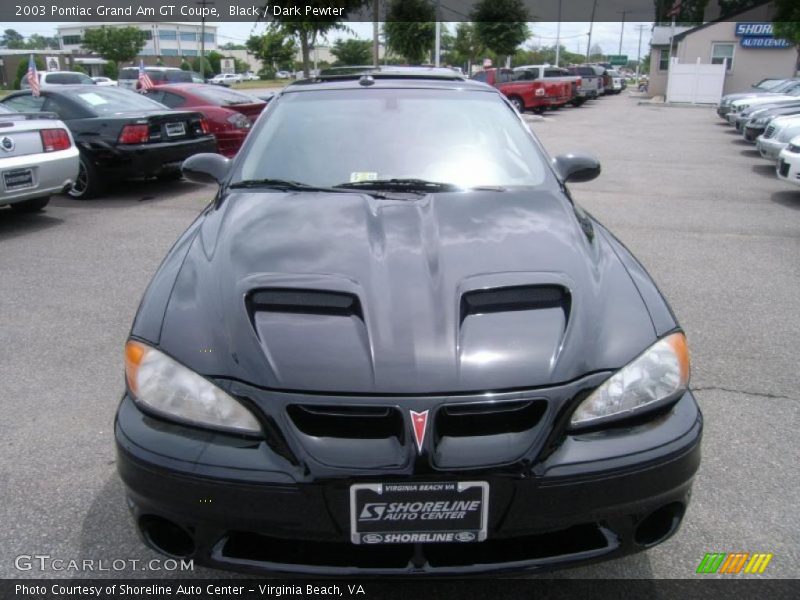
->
7;21;655;62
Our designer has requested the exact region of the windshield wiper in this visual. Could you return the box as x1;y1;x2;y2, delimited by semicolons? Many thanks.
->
228;179;349;193
334;178;461;194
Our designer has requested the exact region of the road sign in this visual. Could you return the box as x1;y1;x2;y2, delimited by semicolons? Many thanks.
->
608;55;628;66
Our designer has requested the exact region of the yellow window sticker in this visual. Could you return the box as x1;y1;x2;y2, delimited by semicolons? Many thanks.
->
350;172;378;183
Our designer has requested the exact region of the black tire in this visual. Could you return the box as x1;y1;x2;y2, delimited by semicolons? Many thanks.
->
509;96;525;112
67;156;103;200
10;196;50;213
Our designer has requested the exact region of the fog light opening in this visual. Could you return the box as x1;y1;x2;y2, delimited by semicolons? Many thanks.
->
138;515;196;558
634;502;685;547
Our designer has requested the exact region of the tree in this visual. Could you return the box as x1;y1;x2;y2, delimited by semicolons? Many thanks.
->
331;38;372;66
206;50;224;75
179;60;192;71
220;42;247;50
653;0;708;24
13;55;44;89
191;56;212;76
25;34;58;49
472;0;530;65
451;23;485;74
773;0;800;69
261;1;368;77
1;29;25;48
82;26;147;64
384;0;436;64
246;30;297;70
104;60;118;80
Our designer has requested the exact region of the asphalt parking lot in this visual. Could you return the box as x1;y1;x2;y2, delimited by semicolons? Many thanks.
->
0;92;798;581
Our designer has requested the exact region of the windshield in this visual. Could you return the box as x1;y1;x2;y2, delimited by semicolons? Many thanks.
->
71;87;169;114
235;88;547;189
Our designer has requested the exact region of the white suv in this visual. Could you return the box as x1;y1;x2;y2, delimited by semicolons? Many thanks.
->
209;73;242;86
756;115;800;161
21;71;95;89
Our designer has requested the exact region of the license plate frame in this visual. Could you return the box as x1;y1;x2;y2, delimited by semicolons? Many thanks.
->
165;122;186;138
349;481;489;545
3;168;34;190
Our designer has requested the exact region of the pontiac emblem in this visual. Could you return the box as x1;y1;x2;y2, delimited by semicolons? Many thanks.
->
410;410;429;453
0;137;14;152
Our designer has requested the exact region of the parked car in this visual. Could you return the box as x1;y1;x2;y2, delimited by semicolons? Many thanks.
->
21;70;95;90
603;69;624;94
513;64;581;104
727;91;800;125
209;73;242;87
0;104;79;212
188;71;205;84
776;134;800;187
118;66;193;90
275;70;292;79
116;67;700;576
717;78;800;119
565;66;602;104
1;86;217;199
144;84;267;157
757;115;800;161
91;76;117;87
242;72;260;82
741;100;800;142
472;68;571;113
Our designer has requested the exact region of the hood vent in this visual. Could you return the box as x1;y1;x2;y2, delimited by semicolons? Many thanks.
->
460;285;568;323
249;289;362;319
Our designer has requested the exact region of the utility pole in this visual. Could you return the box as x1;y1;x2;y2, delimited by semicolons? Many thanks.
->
434;0;441;67
554;0;562;67
196;0;214;81
372;0;379;68
618;10;627;55
635;24;647;80
586;0;597;61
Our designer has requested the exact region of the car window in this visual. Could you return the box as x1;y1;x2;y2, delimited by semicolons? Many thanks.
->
496;70;513;84
42;96;83;120
70;87;170;115
236;88;547;189
160;91;186;108
472;72;487;83
514;70;537;81
164;70;193;83
2;95;46;112
144;90;165;103
119;68;138;80
544;69;563;77
47;72;94;85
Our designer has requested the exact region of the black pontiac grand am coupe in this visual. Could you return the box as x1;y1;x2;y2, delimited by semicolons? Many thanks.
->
117;68;702;575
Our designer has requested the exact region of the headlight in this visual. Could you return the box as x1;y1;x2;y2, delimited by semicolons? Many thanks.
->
570;333;690;429
124;340;261;435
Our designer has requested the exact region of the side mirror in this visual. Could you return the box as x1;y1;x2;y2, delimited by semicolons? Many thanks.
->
552;153;601;183
182;153;231;185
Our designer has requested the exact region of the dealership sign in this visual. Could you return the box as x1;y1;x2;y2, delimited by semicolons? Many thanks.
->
735;22;792;49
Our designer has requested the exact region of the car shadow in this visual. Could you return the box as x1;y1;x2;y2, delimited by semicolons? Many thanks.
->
770;189;800;209
54;179;210;209
740;148;761;158
751;163;777;178
0;208;63;241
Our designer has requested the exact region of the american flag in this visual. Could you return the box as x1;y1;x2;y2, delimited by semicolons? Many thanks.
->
667;0;682;18
137;60;154;91
27;54;40;97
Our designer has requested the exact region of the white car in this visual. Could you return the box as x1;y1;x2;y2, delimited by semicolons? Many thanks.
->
0;105;79;212
21;71;95;90
242;72;259;81
91;76;118;86
776;134;800;187
209;73;242;86
275;70;291;79
756;115;800;161
726;94;797;124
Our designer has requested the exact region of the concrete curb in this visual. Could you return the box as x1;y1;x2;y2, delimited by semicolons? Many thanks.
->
637;101;717;108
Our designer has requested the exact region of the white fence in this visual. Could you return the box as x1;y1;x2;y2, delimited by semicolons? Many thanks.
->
666;58;726;104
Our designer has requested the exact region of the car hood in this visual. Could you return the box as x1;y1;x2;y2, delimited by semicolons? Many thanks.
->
158;189;656;393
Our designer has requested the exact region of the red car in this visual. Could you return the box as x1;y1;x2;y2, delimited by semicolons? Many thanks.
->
145;84;268;157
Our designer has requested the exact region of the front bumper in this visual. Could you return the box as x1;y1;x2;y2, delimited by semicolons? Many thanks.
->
777;151;800;186
757;136;786;161
0;146;78;205
743;124;764;142
115;385;702;575
90;136;218;179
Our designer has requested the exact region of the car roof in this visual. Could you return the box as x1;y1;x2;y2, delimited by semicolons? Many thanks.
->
120;66;182;71
286;67;488;92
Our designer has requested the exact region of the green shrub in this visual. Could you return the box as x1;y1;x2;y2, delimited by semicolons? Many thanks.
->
104;60;118;80
13;56;45;89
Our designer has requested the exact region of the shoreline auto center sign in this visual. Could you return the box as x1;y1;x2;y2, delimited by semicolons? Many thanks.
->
735;23;792;49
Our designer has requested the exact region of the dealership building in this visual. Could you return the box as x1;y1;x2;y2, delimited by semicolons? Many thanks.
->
648;1;798;99
56;22;218;58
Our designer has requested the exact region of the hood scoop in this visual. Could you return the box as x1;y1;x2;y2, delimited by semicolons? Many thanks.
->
249;289;362;318
460;285;569;322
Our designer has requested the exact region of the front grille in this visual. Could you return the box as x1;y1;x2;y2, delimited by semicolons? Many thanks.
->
288;404;403;440
779;161;790;177
217;523;612;571
764;125;776;139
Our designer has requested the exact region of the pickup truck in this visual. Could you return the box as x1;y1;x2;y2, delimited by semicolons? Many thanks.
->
472;68;573;113
514;65;580;106
566;66;603;103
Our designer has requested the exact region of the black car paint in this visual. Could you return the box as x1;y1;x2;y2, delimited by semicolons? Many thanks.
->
1;87;217;181
116;76;701;574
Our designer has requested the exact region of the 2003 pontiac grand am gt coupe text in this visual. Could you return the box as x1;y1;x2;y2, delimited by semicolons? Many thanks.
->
116;68;702;575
